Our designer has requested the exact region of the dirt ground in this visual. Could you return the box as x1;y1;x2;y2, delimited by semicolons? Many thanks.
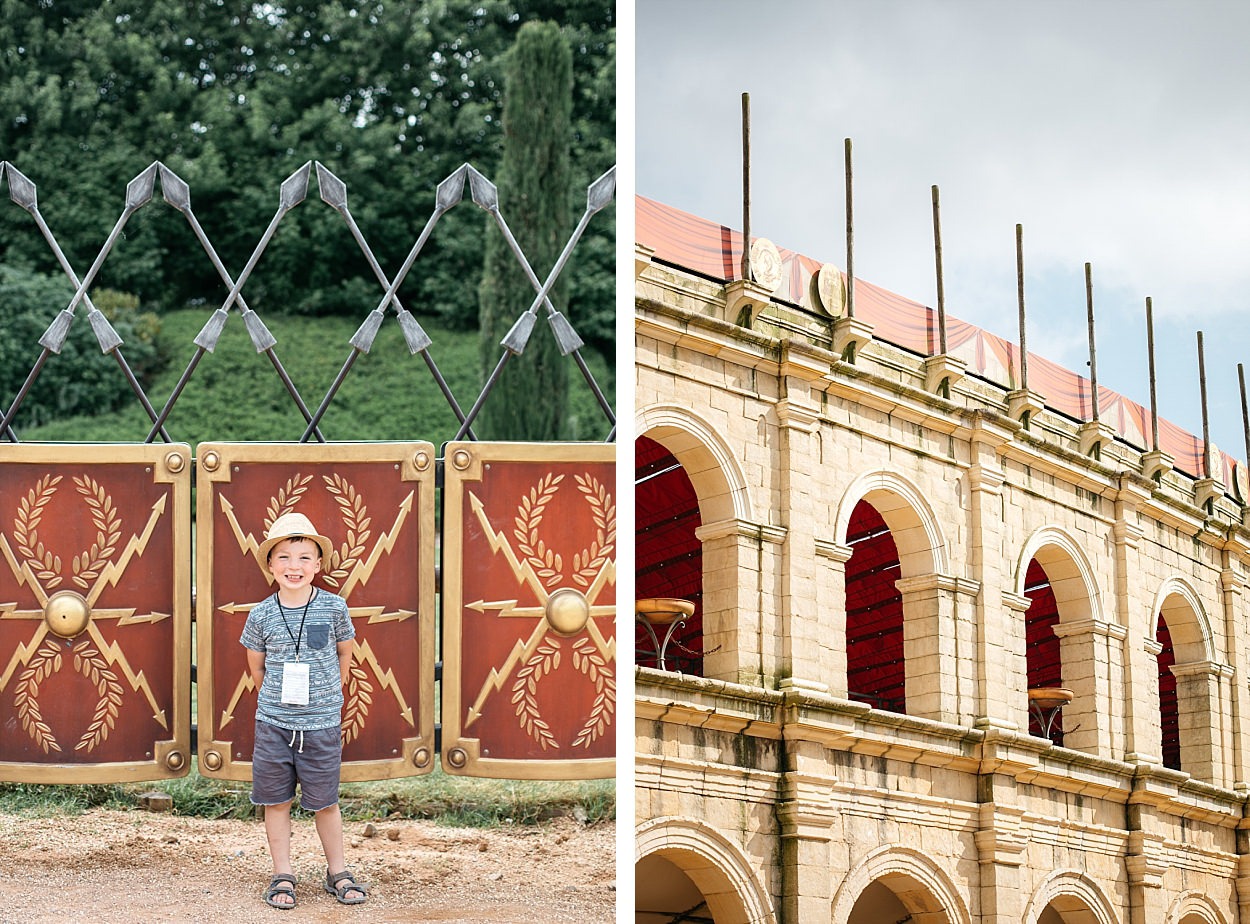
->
0;807;615;923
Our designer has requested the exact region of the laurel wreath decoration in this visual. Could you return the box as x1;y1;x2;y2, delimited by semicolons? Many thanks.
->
514;474;565;590
322;473;370;589
70;475;122;590
571;638;615;748
571;474;615;589
14;474;64;590
14;642;64;753
74;640;123;753
264;474;313;531
342;662;373;745
512;639;561;750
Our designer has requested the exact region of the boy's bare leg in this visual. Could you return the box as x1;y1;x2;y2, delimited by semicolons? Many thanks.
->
264;801;296;906
314;803;365;900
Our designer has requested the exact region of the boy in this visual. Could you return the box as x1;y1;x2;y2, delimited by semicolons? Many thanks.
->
240;511;367;909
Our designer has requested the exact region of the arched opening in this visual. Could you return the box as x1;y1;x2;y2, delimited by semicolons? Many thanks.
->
847;880;910;923
635;435;703;674
1156;613;1180;771
1035;897;1103;923
1025;559;1064;745
845;500;905;714
634;854;717;923
845;872;957;924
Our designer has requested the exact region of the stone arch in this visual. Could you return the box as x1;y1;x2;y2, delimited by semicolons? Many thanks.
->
637;404;760;682
636;403;753;525
1153;577;1225;784
1015;526;1114;754
1024;870;1119;924
832;470;963;722
1153;577;1215;663
1016;526;1104;626
834;469;949;577
1165;891;1229;924
635;816;775;924
830;844;971;924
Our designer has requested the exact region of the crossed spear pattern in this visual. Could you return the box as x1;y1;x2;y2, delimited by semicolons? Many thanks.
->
0;474;171;754
0;159;616;444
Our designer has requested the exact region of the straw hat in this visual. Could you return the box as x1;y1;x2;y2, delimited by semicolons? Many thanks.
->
256;512;333;566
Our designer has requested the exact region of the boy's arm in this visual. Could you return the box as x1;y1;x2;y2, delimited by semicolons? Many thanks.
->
246;648;266;691
337;639;353;686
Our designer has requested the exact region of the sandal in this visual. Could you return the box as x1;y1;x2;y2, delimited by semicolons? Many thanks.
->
324;869;367;905
264;873;297;909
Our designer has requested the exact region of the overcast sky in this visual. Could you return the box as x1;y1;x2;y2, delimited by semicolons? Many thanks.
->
635;0;1250;467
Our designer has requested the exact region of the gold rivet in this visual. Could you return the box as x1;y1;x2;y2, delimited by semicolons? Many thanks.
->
414;747;431;768
165;750;185;770
414;450;430;472
201;451;220;472
451;449;472;471
203;750;223;771
44;590;90;639
447;747;467;769
164;451;185;474
545;587;590;636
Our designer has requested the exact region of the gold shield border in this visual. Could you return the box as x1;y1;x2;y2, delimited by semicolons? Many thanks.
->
441;441;616;780
0;442;193;783
195;442;437;782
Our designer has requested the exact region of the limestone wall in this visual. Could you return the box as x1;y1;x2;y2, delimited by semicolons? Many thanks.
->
635;245;1249;924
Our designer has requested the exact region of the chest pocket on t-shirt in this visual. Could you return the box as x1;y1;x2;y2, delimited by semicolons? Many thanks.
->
306;623;330;650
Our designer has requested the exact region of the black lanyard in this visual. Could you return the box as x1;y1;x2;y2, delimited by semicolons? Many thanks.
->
276;588;314;662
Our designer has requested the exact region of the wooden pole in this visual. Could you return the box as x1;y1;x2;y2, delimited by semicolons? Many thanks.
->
1239;363;1250;480
1146;297;1160;451
1198;331;1211;478
1016;224;1028;391
740;92;751;282
845;138;855;319
1085;263;1099;422
932;185;947;355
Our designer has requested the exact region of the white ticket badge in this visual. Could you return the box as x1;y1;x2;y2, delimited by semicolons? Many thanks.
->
281;661;311;706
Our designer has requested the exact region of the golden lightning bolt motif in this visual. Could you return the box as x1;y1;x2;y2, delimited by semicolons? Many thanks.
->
219;495;263;560
0;623;49;691
355;638;415;726
464;619;550;729
219;671;256;729
340;491;413;597
86;494;167;606
86;621;167;729
0;535;49;606
468;492;550;601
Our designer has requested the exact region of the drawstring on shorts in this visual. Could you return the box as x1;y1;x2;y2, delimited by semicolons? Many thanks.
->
287;728;305;753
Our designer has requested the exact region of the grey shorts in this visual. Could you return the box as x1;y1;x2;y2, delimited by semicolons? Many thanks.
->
250;720;343;811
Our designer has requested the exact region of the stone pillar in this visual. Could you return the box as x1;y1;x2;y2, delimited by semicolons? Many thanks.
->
777;734;838;923
1113;475;1159;766
1052;617;1126;756
974;769;1029;924
995;591;1032;734
697;518;786;687
966;413;1022;732
775;347;829;693
1218;556;1250;791
816;540;852;699
897;573;981;725
1171;660;1225;786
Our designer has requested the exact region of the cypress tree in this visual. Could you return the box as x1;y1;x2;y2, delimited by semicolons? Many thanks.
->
477;20;573;441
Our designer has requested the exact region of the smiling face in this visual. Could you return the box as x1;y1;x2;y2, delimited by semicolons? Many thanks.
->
266;536;323;600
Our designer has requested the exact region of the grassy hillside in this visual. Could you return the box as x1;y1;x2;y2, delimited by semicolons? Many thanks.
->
24;310;615;446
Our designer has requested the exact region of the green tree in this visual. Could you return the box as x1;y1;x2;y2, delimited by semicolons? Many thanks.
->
0;0;615;370
0;266;162;430
476;20;573;441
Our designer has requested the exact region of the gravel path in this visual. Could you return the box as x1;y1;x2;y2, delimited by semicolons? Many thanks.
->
0;808;615;923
